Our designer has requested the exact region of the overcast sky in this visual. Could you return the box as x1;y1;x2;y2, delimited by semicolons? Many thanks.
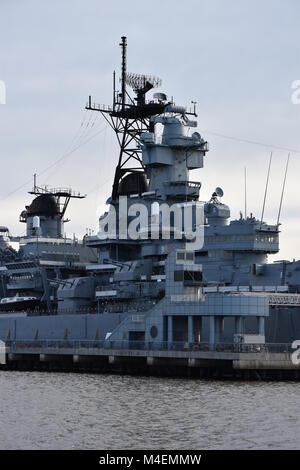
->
0;0;299;260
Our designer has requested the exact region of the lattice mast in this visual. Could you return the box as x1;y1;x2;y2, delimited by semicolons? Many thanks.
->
86;36;167;201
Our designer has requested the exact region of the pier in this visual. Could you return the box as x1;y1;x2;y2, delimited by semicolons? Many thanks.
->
1;340;300;380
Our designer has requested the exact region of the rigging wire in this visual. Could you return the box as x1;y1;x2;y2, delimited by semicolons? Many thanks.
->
85;175;112;197
1;119;299;202
68;111;98;152
0;110;90;201
40;110;91;184
199;129;300;154
0;123;107;202
63;109;89;154
71;110;98;148
38;124;107;180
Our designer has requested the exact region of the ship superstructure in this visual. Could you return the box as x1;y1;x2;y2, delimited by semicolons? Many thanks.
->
0;180;97;311
0;37;300;357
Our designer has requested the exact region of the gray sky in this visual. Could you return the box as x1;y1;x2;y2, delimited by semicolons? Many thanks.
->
0;0;300;260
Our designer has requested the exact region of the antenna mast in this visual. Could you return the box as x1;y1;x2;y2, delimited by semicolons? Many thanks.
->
120;36;127;111
260;152;272;229
277;153;290;227
244;167;247;219
85;36;198;202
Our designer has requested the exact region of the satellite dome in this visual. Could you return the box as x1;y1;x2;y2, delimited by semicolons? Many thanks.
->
27;194;59;217
118;173;149;196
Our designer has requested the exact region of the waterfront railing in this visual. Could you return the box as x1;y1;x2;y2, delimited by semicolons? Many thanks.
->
5;340;294;354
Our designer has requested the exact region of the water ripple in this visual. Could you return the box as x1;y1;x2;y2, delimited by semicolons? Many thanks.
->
0;371;299;449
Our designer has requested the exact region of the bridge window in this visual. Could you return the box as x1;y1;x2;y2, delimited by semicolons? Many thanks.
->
174;270;184;281
184;271;202;282
176;252;185;261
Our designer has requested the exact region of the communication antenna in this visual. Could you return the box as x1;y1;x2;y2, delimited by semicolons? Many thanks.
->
210;187;224;203
260;152;273;229
277;153;290;226
120;36;127;111
113;70;116;111
244;167;247;219
215;187;224;198
191;101;197;116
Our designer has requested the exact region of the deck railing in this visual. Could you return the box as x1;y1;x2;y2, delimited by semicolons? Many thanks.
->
5;340;294;354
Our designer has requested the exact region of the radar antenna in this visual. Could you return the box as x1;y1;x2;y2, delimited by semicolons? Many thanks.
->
210;187;224;203
28;175;85;219
126;73;162;106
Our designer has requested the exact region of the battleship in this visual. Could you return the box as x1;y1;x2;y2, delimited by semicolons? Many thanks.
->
0;37;300;378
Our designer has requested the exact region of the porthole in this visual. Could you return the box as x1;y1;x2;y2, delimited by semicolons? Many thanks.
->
150;326;158;339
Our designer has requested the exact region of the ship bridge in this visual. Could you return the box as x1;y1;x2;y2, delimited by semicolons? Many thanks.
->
203;217;279;254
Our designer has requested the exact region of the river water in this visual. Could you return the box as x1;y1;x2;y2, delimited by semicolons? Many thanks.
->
0;371;299;450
